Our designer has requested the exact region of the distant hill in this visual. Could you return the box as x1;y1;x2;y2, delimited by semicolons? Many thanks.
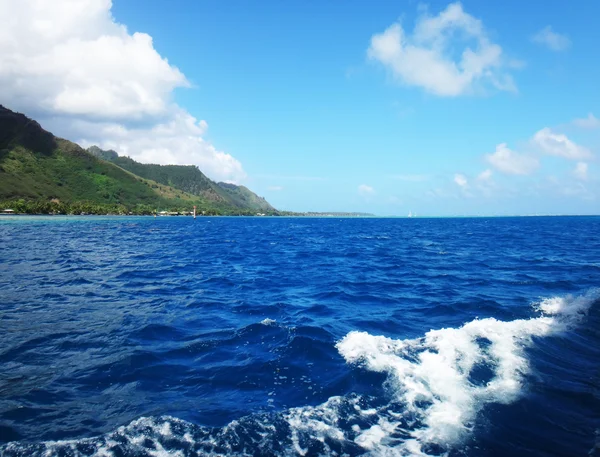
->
217;182;275;212
87;145;118;162
0;105;276;215
87;146;275;213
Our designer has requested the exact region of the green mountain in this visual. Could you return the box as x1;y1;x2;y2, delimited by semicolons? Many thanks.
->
87;146;275;212
217;182;275;212
0;105;276;215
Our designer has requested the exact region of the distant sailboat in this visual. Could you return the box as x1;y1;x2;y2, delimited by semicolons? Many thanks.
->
408;211;413;218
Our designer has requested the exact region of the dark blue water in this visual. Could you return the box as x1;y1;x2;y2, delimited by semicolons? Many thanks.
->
0;216;598;457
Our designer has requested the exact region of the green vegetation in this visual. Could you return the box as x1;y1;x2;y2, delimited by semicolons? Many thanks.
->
88;146;275;212
217;182;274;211
0;199;231;216
0;105;278;215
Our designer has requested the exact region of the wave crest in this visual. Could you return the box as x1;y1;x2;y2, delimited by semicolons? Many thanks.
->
336;288;599;455
2;290;598;457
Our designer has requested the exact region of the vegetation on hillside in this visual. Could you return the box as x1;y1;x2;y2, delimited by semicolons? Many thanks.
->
88;146;275;212
217;182;274;211
0;198;237;216
0;105;278;215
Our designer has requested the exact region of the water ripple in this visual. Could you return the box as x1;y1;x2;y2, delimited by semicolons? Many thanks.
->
0;216;599;456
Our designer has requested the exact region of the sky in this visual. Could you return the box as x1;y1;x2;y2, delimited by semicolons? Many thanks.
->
0;0;599;216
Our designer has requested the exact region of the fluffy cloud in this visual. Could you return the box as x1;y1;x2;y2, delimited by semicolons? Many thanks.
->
572;113;600;129
486;143;539;175
531;26;571;51
368;2;514;96
485;128;593;178
573;162;588;181
358;184;375;197
0;0;245;182
477;169;493;181
70;109;246;182
454;174;468;187
474;169;497;197
532;128;592;160
0;0;186;120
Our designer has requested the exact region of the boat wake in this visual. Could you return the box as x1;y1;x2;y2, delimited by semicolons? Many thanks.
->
2;290;598;457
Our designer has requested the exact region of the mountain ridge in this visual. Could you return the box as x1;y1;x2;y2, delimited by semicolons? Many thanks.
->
87;146;275;212
0;105;277;215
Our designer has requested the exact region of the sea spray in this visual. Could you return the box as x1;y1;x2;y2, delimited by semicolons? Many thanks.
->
2;290;597;457
335;289;599;456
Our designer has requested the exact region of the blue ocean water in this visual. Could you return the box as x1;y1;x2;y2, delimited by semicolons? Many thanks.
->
0;216;598;457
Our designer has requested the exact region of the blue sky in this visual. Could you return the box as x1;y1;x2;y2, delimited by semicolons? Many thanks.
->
1;0;599;215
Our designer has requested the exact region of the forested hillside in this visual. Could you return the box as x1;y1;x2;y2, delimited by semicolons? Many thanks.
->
0;105;277;215
88;146;275;212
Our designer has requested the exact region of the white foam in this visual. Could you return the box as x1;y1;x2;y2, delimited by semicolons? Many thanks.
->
286;395;348;455
333;288;599;455
355;420;396;449
536;289;597;320
159;421;172;436
4;290;597;457
260;318;277;326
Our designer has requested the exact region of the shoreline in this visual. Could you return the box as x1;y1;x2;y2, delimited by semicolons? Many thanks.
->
1;213;599;219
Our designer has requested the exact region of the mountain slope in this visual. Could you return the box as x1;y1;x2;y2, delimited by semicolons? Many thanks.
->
0;105;272;214
217;182;274;212
87;146;275;212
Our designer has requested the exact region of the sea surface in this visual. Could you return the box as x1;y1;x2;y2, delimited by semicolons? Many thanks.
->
0;216;599;457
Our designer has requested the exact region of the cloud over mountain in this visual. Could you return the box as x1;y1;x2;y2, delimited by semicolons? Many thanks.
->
0;0;245;183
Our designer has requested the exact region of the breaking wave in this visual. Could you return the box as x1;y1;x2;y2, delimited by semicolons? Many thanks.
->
2;290;597;457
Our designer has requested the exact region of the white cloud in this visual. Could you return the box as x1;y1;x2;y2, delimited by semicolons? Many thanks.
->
454;173;468;187
532;128;592;160
0;0;186;120
572;113;600;129
477;169;493;181
531;26;571;51
474;169;497;197
358;184;375;197
73;108;246;183
368;2;514;96
0;0;245;183
486;143;539;175
484;127;594;181
573;162;588;181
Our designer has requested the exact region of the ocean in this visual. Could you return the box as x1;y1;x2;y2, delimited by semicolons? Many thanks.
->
0;216;598;457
